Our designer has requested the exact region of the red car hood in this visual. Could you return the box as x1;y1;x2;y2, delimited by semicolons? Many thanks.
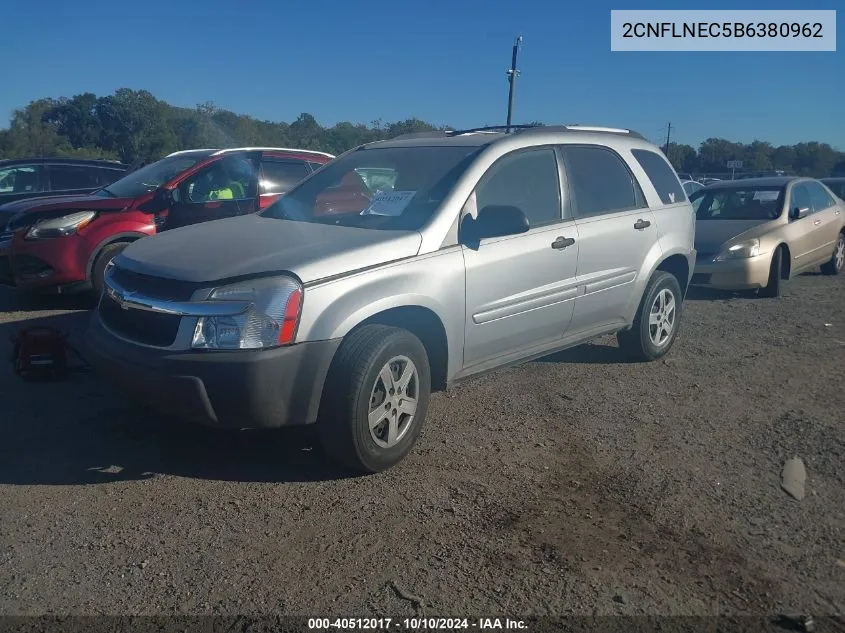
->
0;193;135;215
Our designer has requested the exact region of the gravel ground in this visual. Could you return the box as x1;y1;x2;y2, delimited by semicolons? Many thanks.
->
0;273;843;619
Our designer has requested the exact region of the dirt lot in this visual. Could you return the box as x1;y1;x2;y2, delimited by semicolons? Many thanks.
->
0;273;843;619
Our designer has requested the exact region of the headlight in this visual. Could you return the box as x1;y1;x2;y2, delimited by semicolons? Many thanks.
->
715;238;760;261
25;211;97;240
191;276;303;350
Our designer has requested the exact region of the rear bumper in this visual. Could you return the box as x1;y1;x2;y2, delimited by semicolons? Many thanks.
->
85;315;341;429
691;252;772;290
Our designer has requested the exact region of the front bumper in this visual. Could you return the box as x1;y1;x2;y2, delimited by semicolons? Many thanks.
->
0;232;92;292
691;252;772;290
85;315;341;429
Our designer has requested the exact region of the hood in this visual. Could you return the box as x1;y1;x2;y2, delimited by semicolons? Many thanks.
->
116;214;423;284
694;219;780;254
0;193;134;215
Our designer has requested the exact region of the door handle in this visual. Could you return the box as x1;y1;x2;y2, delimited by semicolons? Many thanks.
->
835;209;841;216
814;219;822;226
551;236;575;250
634;219;651;230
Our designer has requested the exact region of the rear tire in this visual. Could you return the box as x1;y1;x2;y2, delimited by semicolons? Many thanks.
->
820;232;845;276
617;271;683;362
91;242;129;297
318;324;431;473
759;247;783;298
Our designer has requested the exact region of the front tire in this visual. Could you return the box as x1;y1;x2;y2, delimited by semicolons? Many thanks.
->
91;242;129;297
318;324;431;473
821;232;845;276
617;271;683;362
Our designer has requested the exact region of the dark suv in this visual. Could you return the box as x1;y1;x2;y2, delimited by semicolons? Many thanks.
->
0;158;127;205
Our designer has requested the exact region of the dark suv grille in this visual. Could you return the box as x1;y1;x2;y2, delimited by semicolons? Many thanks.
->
98;264;202;347
99;293;182;347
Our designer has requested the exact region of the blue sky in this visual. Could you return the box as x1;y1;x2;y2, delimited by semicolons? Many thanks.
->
4;0;844;149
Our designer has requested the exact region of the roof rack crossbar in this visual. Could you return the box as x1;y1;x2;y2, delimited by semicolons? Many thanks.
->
387;131;452;141
446;124;542;136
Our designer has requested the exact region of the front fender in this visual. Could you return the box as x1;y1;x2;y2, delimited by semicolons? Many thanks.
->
297;248;467;379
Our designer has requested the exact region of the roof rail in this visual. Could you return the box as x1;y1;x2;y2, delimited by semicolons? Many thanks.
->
526;125;647;140
380;124;648;144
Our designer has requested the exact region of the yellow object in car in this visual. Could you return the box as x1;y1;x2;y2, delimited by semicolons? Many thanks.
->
208;188;234;200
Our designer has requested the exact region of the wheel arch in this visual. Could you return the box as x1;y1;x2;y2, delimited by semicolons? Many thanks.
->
775;242;791;279
345;305;450;392
85;232;148;282
655;253;690;298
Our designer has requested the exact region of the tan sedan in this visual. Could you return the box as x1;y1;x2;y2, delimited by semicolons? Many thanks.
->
689;177;845;297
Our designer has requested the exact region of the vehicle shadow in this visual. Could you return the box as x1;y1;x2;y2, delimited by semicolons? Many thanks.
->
537;341;634;366
0;300;356;486
684;286;757;301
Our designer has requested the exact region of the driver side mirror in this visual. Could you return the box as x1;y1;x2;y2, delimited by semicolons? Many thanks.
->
461;205;530;246
790;206;810;220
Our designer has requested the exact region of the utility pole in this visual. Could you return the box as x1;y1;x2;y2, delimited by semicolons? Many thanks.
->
505;36;523;132
662;122;672;165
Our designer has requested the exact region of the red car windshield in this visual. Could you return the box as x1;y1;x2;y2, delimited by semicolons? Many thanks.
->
96;156;204;199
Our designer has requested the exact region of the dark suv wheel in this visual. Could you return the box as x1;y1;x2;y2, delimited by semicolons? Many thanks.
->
821;232;845;276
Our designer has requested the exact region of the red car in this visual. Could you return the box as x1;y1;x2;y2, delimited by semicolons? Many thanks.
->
0;147;333;295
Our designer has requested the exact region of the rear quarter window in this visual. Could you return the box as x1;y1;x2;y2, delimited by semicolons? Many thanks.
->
631;149;686;206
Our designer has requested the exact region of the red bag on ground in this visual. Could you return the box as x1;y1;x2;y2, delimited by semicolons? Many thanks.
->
10;326;71;381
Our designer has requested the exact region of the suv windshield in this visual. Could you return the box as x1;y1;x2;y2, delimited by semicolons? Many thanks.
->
261;146;481;231
691;186;785;221
96;155;205;199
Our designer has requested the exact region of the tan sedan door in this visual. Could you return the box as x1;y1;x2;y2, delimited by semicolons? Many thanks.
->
785;182;832;271
806;181;844;263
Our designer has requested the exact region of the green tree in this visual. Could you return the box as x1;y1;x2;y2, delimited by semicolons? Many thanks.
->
2;99;69;158
95;88;178;162
2;88;843;173
43;92;102;150
665;143;697;173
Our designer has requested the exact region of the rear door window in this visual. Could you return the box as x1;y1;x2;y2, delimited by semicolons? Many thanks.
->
806;181;835;212
260;160;312;194
49;165;101;191
631;149;686;205
561;145;645;217
98;167;125;185
0;165;45;194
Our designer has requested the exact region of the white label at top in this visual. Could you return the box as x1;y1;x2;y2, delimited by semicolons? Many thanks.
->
611;10;836;52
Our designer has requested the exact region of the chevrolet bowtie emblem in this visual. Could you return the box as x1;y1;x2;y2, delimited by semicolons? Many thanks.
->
109;287;136;310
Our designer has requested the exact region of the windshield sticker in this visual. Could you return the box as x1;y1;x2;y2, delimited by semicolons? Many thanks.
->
753;190;780;201
361;190;416;216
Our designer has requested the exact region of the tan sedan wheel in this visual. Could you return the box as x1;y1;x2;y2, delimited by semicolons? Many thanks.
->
821;232;845;276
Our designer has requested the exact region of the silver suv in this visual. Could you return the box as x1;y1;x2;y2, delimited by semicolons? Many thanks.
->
86;125;696;472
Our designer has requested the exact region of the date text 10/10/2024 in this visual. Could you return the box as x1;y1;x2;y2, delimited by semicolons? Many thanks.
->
308;618;528;630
